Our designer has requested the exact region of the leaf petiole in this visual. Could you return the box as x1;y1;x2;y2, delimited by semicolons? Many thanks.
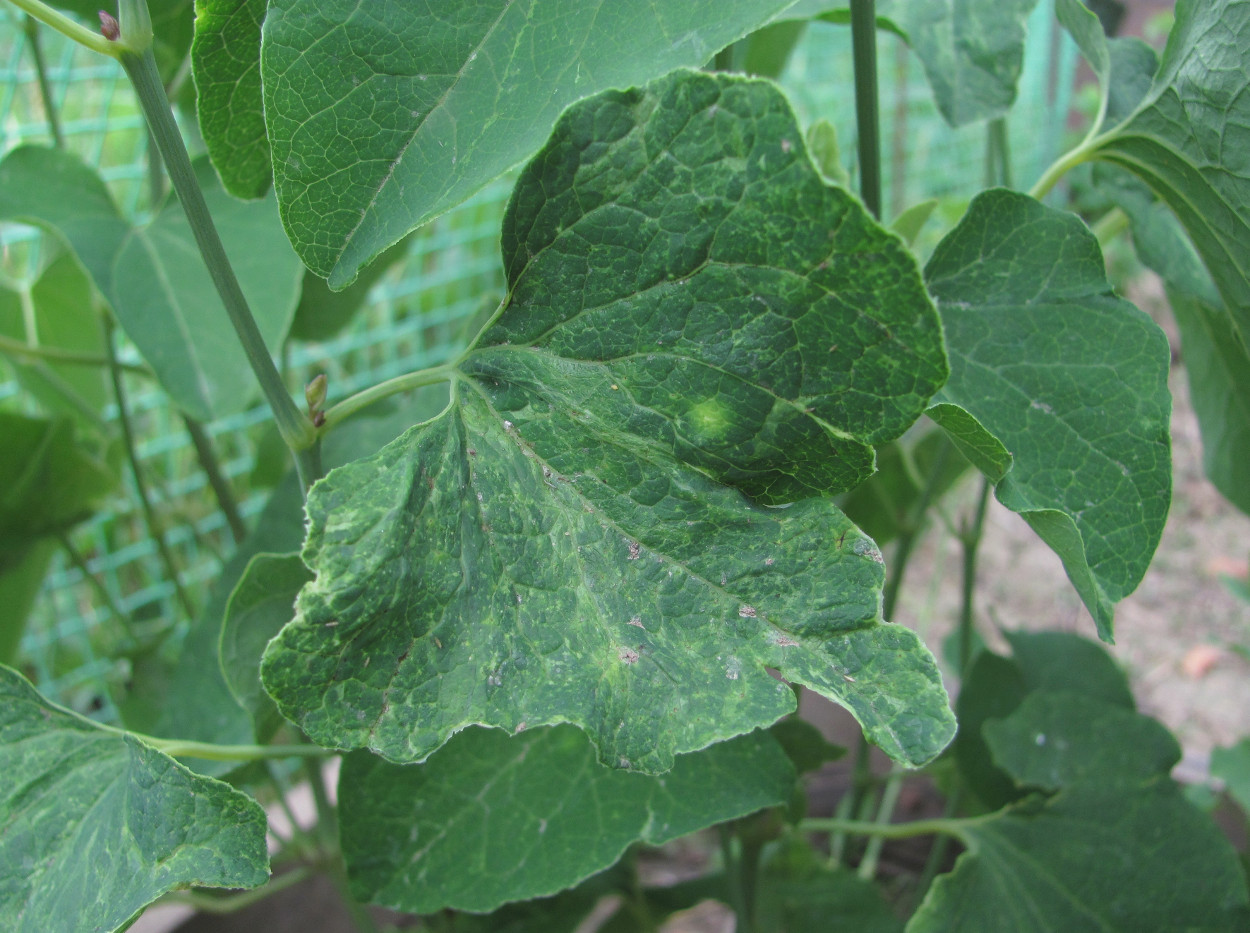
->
318;361;460;432
3;0;118;57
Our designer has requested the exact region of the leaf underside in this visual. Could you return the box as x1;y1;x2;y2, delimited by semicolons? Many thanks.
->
262;70;955;773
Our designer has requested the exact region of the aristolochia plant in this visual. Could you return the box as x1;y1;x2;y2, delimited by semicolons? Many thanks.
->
1;0;1248;930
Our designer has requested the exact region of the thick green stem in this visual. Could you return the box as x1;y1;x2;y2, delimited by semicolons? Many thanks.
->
183;417;247;545
1030;138;1097;200
23;15;63;148
105;317;197;621
850;0;882;219
4;0;117;57
118;43;322;493
145;127;165;208
1091;207;1129;246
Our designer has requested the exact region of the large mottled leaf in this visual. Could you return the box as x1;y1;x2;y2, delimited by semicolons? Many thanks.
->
340;725;793;913
908;782;1250;932
879;0;1040;128
0;665;269;933
0;413;116;573
925;189;1171;641
1093;0;1250;353
984;692;1180;791
258;0;811;287
262;70;954;772
0;147;301;421
192;0;270;198
1097;165;1250;515
0;252;109;427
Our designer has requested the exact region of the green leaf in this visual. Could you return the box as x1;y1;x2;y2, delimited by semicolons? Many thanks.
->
953;651;1030;811
1093;0;1250;353
191;0;270;199
0;665;269;933
289;237;408;343
0;413;116;570
909;782;1250;932
258;0;810;287
880;0;1041;128
340;725;793;913
1212;739;1250;815
757;850;904;933
738;20;808;79
219;553;312;735
0;540;56;667
0;252;109;427
839;427;972;547
0;148;301;421
1096;166;1250;515
890;199;939;247
1104;37;1158;129
262;71;955;772
1002;629;1134;708
769;717;846;774
1055;0;1109;126
984;692;1180;791
925;189;1172;641
148;396;445;771
806;119;851;189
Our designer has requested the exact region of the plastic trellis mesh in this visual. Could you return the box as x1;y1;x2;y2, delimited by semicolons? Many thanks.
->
0;4;1074;722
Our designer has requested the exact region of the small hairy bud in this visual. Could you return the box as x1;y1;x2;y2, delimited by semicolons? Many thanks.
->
98;10;120;40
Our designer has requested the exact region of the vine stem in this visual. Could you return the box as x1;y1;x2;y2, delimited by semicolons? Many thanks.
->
56;531;134;638
23;15;63;148
0;332;150;373
183;417;247;545
801;815;977;843
105;316;198;621
850;0;882;219
117;41;323;493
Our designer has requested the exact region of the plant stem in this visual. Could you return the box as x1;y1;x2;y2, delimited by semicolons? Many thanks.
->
23;15;63;148
145;127;165;208
57;531;134;637
857;768;905;880
718;825;754;933
183;416;247;545
802;815;975;843
163;864;318;913
5;0;118;57
302;758;380;933
319;362;457;432
1030;138;1097;200
117;42;323;492
1091;207;1129;246
842;439;951;857
985;117;1012;189
913;785;962;907
145;739;335;760
0;332;150;373
958;477;992;674
850;0;882;219
105;316;198;621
